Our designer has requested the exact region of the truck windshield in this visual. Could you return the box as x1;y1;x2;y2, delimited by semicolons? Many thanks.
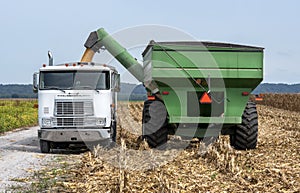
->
39;71;110;90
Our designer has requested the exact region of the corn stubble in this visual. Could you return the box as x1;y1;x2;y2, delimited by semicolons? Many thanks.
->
54;101;299;192
254;93;300;112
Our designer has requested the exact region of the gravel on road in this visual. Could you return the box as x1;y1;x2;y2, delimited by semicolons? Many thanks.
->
0;126;54;191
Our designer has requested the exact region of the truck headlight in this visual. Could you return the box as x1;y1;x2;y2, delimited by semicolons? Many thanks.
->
96;118;106;126
42;118;52;128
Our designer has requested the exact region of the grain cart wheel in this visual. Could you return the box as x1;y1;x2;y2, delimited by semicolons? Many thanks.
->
40;140;50;153
230;101;258;150
142;100;168;148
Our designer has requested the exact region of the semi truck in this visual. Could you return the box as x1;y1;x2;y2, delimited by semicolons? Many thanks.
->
33;54;120;153
34;27;264;152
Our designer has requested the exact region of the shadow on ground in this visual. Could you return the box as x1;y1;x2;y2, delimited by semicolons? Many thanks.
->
2;136;90;154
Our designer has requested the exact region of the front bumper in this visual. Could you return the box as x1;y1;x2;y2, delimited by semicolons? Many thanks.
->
38;128;111;142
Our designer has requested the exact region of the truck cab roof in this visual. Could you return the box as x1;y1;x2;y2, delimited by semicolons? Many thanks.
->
40;62;117;72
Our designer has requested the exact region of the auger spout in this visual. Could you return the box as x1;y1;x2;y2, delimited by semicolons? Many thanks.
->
81;28;144;82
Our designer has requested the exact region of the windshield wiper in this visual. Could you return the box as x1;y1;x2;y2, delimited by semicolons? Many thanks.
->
44;86;66;93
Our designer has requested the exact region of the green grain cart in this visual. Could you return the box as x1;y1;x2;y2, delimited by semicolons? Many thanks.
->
82;28;264;150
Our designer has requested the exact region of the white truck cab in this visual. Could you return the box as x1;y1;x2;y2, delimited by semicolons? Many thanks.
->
33;62;120;153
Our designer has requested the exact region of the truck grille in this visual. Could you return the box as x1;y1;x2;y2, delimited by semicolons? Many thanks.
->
52;117;97;127
55;100;94;116
56;118;84;126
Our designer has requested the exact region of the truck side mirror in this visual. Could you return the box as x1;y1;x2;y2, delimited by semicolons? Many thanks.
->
33;72;39;93
114;74;120;92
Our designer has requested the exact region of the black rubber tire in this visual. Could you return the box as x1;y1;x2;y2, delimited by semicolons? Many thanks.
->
40;140;50;153
142;100;168;148
230;101;258;150
111;120;117;143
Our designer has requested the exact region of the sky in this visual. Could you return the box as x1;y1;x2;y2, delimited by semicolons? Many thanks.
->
0;0;299;84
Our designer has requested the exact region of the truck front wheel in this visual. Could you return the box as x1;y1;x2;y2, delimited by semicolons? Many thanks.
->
111;120;117;143
142;100;168;148
40;140;50;153
230;101;258;150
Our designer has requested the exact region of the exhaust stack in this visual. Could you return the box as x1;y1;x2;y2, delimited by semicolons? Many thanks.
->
48;51;53;66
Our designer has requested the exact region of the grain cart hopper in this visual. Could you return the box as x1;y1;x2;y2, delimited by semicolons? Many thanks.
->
82;28;264;150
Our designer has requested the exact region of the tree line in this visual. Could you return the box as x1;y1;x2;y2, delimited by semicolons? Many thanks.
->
0;83;147;100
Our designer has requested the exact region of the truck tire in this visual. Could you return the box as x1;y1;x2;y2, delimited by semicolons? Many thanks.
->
142;100;168;148
40;140;50;153
230;101;258;150
111;120;117;143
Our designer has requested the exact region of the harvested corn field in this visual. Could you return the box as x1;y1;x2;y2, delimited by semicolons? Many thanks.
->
34;102;299;192
254;93;300;112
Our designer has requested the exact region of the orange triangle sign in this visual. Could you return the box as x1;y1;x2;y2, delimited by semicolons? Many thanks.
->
200;92;212;104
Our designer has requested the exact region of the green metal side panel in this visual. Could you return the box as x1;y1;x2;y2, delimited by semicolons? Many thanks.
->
151;68;263;79
158;84;251;124
170;116;241;124
151;51;263;69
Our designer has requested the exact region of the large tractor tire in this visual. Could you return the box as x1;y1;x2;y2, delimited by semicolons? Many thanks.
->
230;102;258;150
142;100;168;148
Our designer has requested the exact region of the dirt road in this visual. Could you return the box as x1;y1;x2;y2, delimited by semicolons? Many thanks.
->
0;126;54;191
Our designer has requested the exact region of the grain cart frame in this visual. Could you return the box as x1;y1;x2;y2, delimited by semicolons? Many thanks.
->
33;60;120;153
83;28;264;150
